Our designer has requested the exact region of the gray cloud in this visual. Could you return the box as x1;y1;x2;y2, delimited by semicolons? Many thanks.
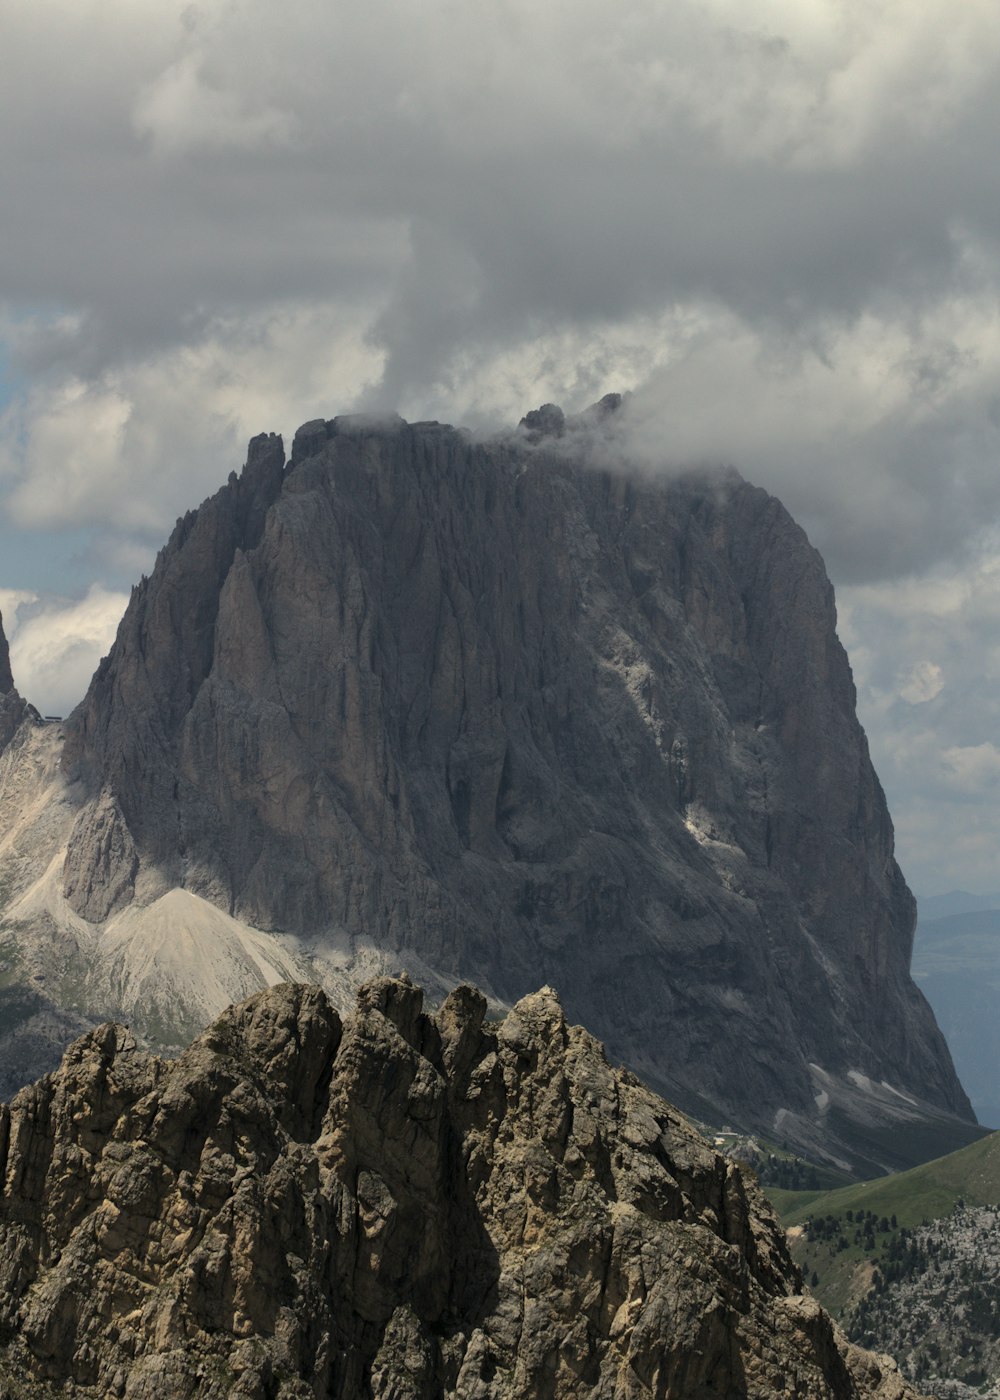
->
4;1;1000;381
2;0;1000;889
0;587;129;718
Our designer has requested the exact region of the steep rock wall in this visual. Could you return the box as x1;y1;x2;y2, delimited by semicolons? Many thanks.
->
59;412;973;1166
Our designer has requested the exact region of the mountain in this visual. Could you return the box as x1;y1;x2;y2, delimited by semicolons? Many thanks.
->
916;892;1000;922
0;977;924;1398
912;910;1000;1129
0;619;96;1096
0;406;979;1173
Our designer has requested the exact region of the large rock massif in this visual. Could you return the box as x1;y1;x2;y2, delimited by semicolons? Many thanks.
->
0;977;924;1399
0;406;978;1172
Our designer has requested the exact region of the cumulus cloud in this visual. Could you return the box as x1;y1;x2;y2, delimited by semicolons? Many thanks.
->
4;0;1000;392
0;304;385;534
899;662;945;706
134;54;297;156
941;743;1000;795
838;536;1000;892
0;587;129;717
619;291;1000;583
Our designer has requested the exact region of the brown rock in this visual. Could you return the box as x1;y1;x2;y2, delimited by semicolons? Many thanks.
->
0;979;929;1399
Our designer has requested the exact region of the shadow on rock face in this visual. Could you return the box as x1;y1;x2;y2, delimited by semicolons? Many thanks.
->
0;978;922;1398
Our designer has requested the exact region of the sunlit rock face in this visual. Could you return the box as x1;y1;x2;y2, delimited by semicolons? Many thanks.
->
55;408;974;1171
0;979;923;1399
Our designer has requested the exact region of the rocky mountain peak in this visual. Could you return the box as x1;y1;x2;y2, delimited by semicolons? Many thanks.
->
0;609;33;753
47;406;975;1173
518;393;624;443
519;401;567;439
0;609;14;697
0;978;923;1398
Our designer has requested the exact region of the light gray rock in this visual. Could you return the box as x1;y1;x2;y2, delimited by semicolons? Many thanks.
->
0;979;929;1399
62;789;138;922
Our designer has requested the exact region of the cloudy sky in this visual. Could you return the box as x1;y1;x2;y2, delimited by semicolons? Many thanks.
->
1;0;999;896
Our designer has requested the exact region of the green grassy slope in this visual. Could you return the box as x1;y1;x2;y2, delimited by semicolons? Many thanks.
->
766;1131;1000;1318
776;1129;1000;1229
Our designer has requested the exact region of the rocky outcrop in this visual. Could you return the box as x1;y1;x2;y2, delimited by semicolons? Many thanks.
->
55;408;975;1172
0;978;925;1398
0;609;31;752
0;609;14;698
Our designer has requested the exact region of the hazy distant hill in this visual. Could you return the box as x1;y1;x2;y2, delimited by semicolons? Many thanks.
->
917;891;1000;922
913;907;1000;1129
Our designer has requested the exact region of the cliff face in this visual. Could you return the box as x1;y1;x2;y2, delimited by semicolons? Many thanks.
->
56;410;973;1170
0;978;923;1399
0;609;14;697
0;608;29;751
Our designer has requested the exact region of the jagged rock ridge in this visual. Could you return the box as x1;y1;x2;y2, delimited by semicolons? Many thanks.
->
0;615;96;1092
0;978;923;1398
50;407;973;1172
0;608;30;752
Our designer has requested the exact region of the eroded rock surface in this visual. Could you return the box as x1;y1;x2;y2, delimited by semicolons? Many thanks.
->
0;979;925;1399
54;410;973;1171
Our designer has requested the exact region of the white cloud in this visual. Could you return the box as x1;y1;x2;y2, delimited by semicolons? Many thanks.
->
108;0;1000;169
838;535;1000;891
899;661;945;706
134;53;298;156
619;291;1000;583
0;303;385;534
1;380;133;528
941;743;1000;795
0;591;39;645
0;586;129;717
